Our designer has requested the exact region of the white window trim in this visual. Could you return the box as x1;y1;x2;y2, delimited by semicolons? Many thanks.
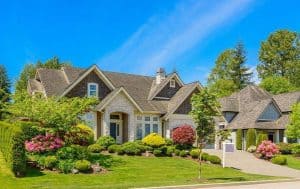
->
87;83;99;97
170;79;176;88
135;115;161;139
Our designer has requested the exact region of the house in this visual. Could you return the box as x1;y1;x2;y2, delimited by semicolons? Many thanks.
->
219;85;300;150
28;65;202;143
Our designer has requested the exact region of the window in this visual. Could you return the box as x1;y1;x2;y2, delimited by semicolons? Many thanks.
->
258;103;280;121
223;112;237;123
144;116;150;121
153;117;159;122
88;83;98;97
110;114;120;120
136;123;143;140
170;79;176;88
145;124;151;136
153;124;158;133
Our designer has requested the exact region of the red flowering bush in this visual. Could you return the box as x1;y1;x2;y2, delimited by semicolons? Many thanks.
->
25;134;64;153
256;140;279;159
171;124;195;145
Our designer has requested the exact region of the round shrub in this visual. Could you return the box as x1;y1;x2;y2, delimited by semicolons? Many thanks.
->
256;133;268;147
153;149;163;157
87;144;104;153
292;144;300;156
207;155;221;164
256;140;279;159
116;148;125;155
271;156;287;165
166;146;175;157
247;145;257;153
96;136;116;149
172;124;195;146
56;145;90;161
190;149;200;159
25;134;64;153
108;144;121;153
64;124;94;146
201;152;209;161
174;149;181;156
142;133;166;147
121;142;143;155
44;156;58;169
58;160;74;174
179;150;187;157
74;160;91;172
246;128;256;150
277;143;293;154
165;139;173;146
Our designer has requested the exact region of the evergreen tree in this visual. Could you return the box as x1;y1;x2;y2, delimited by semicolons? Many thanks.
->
231;42;253;89
0;65;11;119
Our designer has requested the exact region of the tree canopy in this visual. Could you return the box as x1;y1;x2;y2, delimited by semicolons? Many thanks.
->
15;56;71;93
257;30;300;87
0;65;11;119
9;91;98;134
208;42;252;97
286;103;300;140
259;76;297;94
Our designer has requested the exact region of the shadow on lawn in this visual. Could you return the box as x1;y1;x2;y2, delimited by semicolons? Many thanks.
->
207;177;247;181
25;168;46;177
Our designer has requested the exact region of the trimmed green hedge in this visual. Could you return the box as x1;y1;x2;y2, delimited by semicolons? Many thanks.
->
256;133;268;147
246;129;256;150
0;121;26;176
236;129;242;150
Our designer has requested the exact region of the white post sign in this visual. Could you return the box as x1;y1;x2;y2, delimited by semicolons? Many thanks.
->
222;142;235;168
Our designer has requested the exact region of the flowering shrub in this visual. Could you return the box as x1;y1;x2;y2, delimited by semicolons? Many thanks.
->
256;140;279;159
171;124;195;145
142;133;166;147
64;124;94;146
25;134;64;153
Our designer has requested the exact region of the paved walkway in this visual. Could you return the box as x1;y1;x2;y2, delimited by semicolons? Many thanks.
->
203;149;300;178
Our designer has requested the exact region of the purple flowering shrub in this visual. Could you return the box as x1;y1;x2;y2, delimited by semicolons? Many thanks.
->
256;140;279;159
25;134;64;153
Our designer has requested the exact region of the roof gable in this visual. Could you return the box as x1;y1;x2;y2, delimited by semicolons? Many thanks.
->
273;91;300;112
257;102;281;121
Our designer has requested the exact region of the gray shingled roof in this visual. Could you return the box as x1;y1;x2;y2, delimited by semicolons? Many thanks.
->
29;66;199;114
221;85;300;130
28;79;44;93
273;91;300;112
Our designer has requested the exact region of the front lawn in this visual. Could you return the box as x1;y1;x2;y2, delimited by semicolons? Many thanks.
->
0;152;276;189
282;155;300;170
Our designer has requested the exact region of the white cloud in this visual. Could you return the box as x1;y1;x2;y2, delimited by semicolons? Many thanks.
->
97;0;254;76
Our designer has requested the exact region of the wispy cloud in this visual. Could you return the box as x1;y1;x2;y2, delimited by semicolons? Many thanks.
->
98;0;254;76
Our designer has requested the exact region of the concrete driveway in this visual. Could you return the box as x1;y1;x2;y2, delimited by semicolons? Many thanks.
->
203;149;300;178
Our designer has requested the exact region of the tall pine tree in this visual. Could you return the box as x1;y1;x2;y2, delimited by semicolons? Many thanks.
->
0;65;10;119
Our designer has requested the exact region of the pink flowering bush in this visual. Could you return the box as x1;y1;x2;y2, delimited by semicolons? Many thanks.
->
256;140;279;159
25;134;64;153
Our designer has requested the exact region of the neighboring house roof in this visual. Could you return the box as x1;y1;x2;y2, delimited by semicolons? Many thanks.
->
220;85;300;130
28;65;201;115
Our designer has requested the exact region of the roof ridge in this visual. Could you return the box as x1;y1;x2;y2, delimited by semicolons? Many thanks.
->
103;70;155;79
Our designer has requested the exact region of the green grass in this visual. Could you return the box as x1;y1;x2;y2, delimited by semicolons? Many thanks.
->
0;152;276;189
282;155;300;170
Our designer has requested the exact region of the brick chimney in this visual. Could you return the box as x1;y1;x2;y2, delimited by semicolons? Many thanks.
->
156;68;166;85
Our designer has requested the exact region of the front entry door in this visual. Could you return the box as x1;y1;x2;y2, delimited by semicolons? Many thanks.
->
109;122;122;143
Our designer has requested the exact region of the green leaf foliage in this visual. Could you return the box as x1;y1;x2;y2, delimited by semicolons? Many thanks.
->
256;133;268;147
286;103;300;139
246;128;257;150
9;91;98;135
190;88;220;147
257;29;300;87
236;129;243;150
259;76;297;94
0;65;11;120
0;121;26;176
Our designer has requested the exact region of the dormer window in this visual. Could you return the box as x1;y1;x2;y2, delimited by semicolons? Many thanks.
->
170;79;176;88
88;83;98;97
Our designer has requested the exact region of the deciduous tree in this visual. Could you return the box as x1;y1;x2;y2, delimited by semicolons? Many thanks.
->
286;103;300;140
259;76;297;94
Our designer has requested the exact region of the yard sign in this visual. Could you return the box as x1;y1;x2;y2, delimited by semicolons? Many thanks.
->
222;142;235;168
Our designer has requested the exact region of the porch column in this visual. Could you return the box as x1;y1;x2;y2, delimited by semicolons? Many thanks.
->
128;111;135;141
275;130;280;143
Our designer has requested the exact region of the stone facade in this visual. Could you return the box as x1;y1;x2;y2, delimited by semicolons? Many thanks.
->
66;70;111;100
165;114;196;138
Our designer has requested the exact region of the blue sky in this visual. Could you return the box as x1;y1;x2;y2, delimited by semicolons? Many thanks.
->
0;0;299;87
